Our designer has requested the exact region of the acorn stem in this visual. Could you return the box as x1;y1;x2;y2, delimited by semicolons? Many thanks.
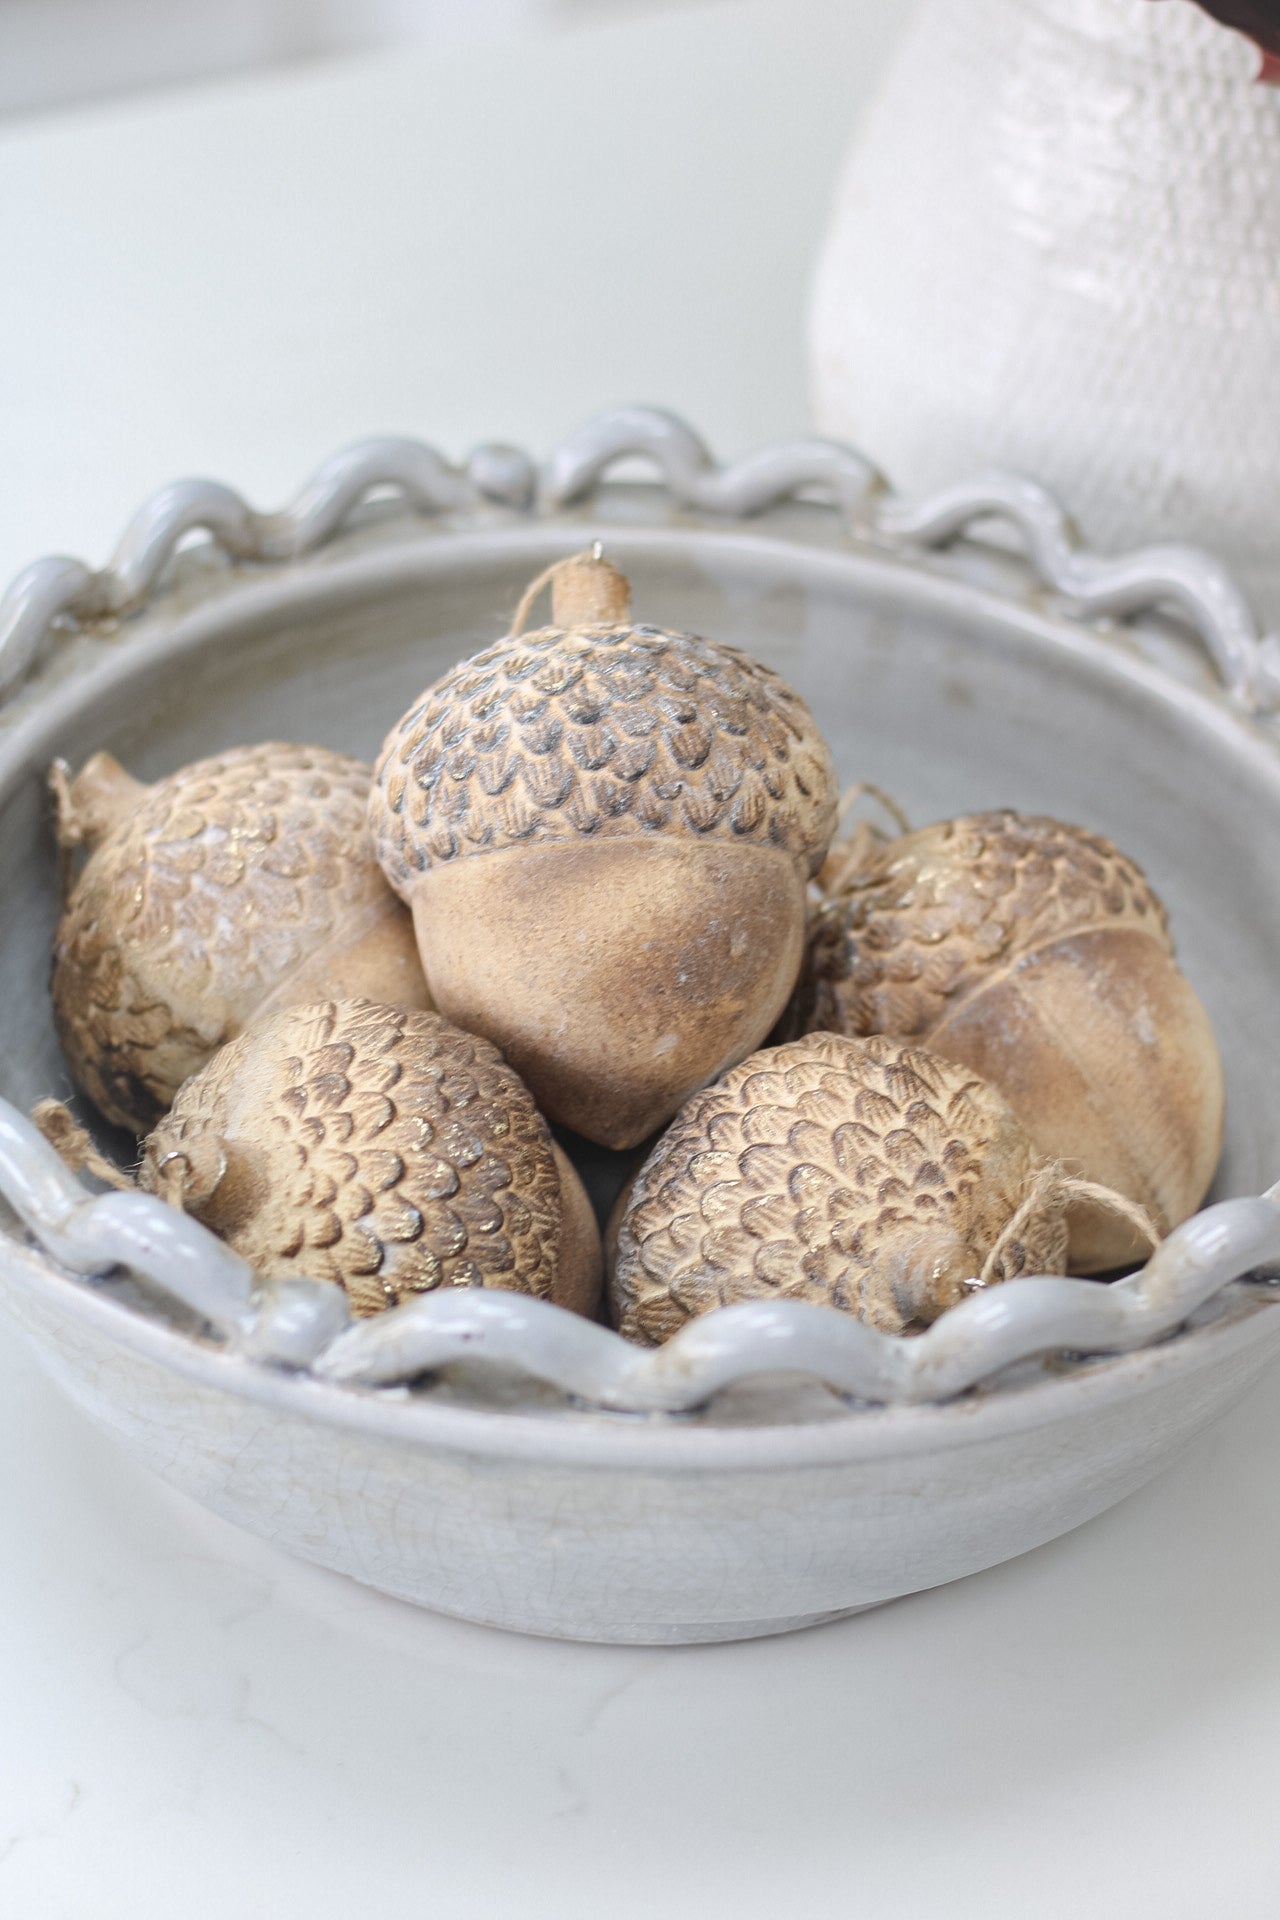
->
152;1134;230;1216
510;547;632;635
50;752;147;854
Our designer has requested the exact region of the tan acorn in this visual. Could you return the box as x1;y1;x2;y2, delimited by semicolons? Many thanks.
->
806;811;1224;1271
368;549;839;1150
608;1031;1147;1344
136;999;602;1318
51;743;430;1134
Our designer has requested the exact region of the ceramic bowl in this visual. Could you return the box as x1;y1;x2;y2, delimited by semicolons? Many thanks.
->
0;406;1277;1644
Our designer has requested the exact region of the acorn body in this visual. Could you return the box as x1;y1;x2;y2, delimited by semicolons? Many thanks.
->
139;999;602;1319
52;743;430;1134
370;555;837;1149
610;1031;1069;1344
413;837;807;1150
808;812;1225;1270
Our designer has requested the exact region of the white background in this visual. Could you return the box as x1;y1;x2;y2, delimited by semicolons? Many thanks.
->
0;0;680;118
1;3;1279;1914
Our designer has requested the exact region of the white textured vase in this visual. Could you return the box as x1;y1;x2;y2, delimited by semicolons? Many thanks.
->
811;0;1280;623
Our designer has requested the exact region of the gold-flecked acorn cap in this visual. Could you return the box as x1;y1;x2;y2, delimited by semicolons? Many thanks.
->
810;810;1170;1037
140;999;601;1319
53;743;428;1134
611;1031;1068;1345
370;592;837;890
806;810;1223;1273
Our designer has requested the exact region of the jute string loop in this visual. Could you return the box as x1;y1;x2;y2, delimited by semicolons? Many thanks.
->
818;782;911;901
976;1164;1161;1290
31;1098;134;1191
29;1098;222;1213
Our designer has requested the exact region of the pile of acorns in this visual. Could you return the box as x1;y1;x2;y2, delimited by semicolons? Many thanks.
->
40;549;1225;1342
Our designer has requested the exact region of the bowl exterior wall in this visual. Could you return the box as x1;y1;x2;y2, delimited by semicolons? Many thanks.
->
5;1275;1277;1643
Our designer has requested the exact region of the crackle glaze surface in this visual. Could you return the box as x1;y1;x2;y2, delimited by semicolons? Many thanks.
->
6;1246;1280;1642
1;424;1279;1638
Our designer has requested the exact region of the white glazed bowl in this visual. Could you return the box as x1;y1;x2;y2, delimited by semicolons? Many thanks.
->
1;408;1278;1643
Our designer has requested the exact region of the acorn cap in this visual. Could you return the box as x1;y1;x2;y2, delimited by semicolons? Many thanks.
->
53;743;427;1133
370;560;837;893
811;811;1171;1038
140;999;599;1318
611;1031;1067;1344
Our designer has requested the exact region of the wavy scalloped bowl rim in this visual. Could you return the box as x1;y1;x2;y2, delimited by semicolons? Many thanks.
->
0;406;1277;1431
10;1228;1279;1469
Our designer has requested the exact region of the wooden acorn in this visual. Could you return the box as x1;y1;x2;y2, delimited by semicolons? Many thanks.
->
369;549;839;1149
51;743;430;1135
137;999;602;1319
608;1031;1127;1344
806;810;1225;1271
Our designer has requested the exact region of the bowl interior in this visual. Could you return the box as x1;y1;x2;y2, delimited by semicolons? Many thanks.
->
2;516;1277;1208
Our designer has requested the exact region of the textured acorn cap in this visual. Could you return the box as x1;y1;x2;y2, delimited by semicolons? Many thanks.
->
52;743;429;1134
807;811;1224;1269
809;810;1171;1035
610;1031;1069;1344
370;600;837;888
139;999;602;1319
368;555;839;1147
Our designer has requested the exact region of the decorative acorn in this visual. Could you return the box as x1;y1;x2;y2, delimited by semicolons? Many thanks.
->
608;1031;1143;1344
51;743;430;1134
369;549;839;1149
137;999;602;1319
806;811;1225;1271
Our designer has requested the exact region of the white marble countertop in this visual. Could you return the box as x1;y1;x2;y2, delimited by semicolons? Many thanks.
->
2;5;1280;1915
